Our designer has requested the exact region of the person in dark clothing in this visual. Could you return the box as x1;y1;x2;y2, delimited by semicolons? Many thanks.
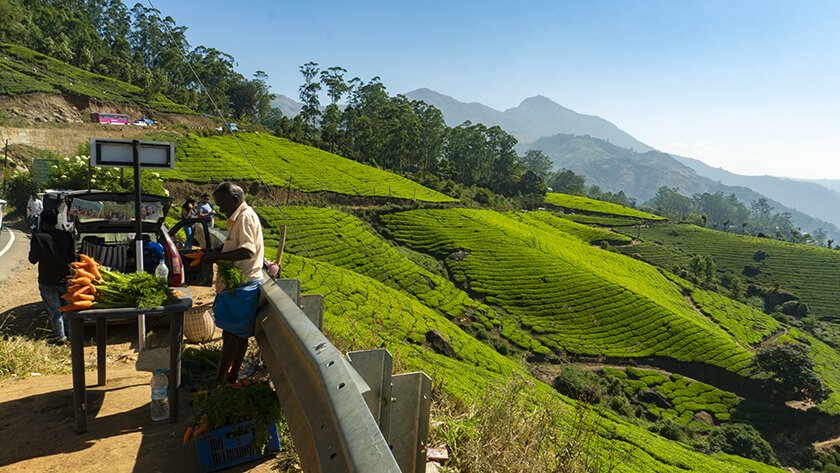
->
29;209;76;343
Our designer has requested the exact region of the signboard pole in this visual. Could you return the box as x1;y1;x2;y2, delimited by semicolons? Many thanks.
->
133;140;146;351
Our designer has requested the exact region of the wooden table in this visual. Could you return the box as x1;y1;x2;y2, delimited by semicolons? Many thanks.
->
64;291;193;434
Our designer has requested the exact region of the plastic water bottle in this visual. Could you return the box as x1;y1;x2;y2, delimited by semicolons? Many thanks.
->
154;259;169;284
150;369;170;421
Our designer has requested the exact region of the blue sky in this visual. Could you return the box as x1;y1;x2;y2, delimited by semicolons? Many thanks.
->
148;0;840;179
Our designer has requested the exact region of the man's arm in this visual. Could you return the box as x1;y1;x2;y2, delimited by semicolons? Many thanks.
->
201;247;252;263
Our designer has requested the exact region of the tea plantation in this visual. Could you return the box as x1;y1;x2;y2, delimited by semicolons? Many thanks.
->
0;43;192;113
614;223;840;323
545;192;665;220
380;208;754;372
162;133;456;202
278;252;783;473
512;210;632;245
604;366;740;424
256;205;500;328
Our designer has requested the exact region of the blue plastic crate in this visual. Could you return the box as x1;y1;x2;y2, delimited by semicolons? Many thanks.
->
195;420;281;472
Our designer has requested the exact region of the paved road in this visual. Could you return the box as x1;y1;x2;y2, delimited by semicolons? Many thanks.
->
0;223;31;285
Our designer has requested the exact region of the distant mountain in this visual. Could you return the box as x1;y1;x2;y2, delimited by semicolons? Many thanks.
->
405;88;653;151
673;155;840;231
270;94;303;117
526;133;840;239
799;179;840;194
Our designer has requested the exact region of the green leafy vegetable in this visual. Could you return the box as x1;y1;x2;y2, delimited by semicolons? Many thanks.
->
218;262;248;290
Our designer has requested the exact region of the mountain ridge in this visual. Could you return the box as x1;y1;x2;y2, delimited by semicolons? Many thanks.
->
404;88;654;151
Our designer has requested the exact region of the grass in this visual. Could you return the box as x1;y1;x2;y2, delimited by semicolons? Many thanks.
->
545;193;665;221
161;133;457;202
380;208;754;372
0;336;71;379
558;213;647;227
0;42;192;114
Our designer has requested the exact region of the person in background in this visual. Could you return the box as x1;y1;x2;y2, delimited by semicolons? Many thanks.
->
180;197;196;248
197;194;216;228
29;209;76;344
27;192;43;234
200;182;264;384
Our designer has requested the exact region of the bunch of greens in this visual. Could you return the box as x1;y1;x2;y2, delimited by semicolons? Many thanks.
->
95;269;173;308
191;380;282;452
218;262;248;290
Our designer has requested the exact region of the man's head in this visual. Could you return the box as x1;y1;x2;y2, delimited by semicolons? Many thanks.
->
212;182;245;216
200;194;210;203
31;192;39;200
39;209;58;231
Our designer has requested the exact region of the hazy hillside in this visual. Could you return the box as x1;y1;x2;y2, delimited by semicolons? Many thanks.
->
675;155;840;230
528;133;840;239
269;94;303;117
405;88;653;150
0;42;192;115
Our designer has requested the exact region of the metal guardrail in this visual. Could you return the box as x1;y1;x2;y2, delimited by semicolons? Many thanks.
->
255;275;431;473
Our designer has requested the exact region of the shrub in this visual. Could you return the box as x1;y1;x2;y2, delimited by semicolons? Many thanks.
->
4;171;41;213
707;423;777;465
552;365;604;403
755;342;831;403
649;418;686;442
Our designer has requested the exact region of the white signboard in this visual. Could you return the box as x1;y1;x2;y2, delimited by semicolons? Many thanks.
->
90;138;174;169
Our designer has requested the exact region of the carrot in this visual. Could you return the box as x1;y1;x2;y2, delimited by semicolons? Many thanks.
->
71;285;92;297
79;254;98;267
182;426;194;444
74;268;98;282
192;421;210;438
71;262;89;269
68;277;92;286
183;250;203;260
76;293;95;302
61;293;75;303
59;300;94;312
87;263;102;281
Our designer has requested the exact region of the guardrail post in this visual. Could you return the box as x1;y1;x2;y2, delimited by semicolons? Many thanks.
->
277;278;300;303
347;349;394;432
299;294;324;330
387;372;432;473
347;350;431;473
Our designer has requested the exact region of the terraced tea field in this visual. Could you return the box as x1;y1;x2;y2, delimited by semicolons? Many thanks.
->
380;208;754;372
512;211;632;245
615;223;840;323
604;366;740;424
545;192;665;220
558;213;645;227
162;133;456;202
662;273;782;347
280;253;783;473
256;205;497;327
0;43;191;113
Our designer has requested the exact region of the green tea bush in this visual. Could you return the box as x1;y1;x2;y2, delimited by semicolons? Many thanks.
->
708;423;777;466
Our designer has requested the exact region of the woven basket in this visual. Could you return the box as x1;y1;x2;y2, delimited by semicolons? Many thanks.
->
184;303;215;343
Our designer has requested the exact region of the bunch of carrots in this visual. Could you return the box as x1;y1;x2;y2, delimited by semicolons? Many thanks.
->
60;254;102;312
60;253;174;312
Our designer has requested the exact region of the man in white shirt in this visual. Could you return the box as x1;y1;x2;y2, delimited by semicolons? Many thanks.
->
201;182;264;384
27;193;43;234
